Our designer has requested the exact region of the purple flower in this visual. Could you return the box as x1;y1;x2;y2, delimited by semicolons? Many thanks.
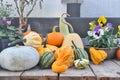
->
94;26;102;31
93;29;104;39
6;21;11;25
105;23;113;31
0;20;3;25
106;23;113;28
2;16;6;21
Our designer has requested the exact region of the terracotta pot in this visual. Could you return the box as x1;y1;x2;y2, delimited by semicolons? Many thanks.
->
84;46;117;59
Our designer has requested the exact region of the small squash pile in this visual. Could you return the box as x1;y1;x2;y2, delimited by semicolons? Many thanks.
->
0;13;109;73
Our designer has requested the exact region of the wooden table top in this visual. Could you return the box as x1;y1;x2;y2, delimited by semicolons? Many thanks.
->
0;59;120;80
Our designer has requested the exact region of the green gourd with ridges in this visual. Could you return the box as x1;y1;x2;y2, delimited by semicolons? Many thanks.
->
40;51;55;69
72;41;89;60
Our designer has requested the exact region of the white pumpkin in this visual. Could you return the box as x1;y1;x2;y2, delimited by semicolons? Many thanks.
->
0;46;40;71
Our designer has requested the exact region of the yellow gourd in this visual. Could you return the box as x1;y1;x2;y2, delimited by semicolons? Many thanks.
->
36;44;58;56
89;47;107;65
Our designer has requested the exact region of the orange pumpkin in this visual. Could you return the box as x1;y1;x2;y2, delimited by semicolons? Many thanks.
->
47;26;64;47
116;47;120;60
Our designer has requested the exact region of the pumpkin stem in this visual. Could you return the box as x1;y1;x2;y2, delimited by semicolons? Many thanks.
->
43;35;48;48
53;25;58;32
27;24;31;32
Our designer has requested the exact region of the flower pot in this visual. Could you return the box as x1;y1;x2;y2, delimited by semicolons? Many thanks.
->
84;46;117;59
0;38;10;51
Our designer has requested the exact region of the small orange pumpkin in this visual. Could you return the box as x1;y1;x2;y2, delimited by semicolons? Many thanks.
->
47;26;64;47
116;47;120;60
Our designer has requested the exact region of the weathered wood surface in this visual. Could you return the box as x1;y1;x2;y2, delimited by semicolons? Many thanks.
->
0;60;120;80
59;67;96;80
21;66;58;80
0;67;22;80
90;60;120;80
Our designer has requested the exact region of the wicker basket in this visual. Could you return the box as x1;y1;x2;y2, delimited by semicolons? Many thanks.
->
84;46;117;59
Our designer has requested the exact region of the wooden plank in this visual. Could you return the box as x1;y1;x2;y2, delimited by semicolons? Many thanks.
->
90;60;120;80
21;66;57;80
0;67;22;80
112;59;120;66
59;67;96;80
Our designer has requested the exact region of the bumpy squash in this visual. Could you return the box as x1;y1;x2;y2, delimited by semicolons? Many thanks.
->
52;60;68;73
74;59;89;69
0;46;40;71
36;44;58;56
47;26;64;47
23;25;42;48
40;52;55;69
54;46;74;67
89;47;107;65
52;46;74;73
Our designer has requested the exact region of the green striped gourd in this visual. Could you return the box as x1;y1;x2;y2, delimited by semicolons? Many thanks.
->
40;52;55;69
72;41;89;69
71;41;89;60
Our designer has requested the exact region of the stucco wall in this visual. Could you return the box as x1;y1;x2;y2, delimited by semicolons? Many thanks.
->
2;0;120;17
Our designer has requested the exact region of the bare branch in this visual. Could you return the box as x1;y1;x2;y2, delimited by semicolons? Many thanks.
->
14;0;20;16
26;0;37;17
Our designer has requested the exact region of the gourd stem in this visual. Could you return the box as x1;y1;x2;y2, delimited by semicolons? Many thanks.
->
62;19;74;33
52;25;58;32
71;40;82;61
71;40;77;49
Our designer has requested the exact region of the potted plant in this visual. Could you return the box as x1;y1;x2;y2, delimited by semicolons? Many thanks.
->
0;3;23;51
86;16;117;59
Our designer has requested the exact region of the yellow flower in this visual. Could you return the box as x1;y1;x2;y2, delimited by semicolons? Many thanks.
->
89;20;96;30
98;16;107;27
117;25;120;38
118;25;120;30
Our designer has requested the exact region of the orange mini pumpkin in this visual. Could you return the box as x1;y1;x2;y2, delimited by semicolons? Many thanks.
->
47;26;64;47
116;47;120;60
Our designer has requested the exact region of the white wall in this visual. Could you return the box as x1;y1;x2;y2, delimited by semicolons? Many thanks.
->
81;0;120;17
2;0;120;17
